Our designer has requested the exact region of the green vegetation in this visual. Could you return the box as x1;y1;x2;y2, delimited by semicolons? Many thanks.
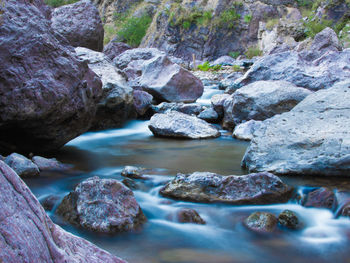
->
172;6;213;30
303;16;333;38
244;46;262;59
232;65;243;72
229;51;240;59
117;14;153;47
197;61;222;71
265;18;279;30
44;0;78;7
218;6;241;29
244;14;252;23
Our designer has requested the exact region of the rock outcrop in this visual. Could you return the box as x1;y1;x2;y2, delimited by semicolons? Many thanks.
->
56;176;146;233
242;81;350;176
114;48;203;102
149;111;220;139
51;0;104;51
0;160;126;263
0;0;102;153
160;172;293;204
223;80;312;129
75;47;135;129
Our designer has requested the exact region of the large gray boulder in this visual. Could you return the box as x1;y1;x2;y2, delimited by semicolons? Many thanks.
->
114;48;204;102
148;111;220;139
236;28;349;91
223;80;312;129
56;176;146;234
0;0;102;153
160;172;293;204
242;81;350;176
75;47;135;129
0;160;126;263
51;0;104;51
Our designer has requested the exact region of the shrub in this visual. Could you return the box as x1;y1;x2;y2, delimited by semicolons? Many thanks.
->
197;61;222;71
245;46;262;59
44;0;78;7
229;51;240;59
117;14;152;47
244;14;252;23
303;16;333;38
175;7;213;29
219;7;241;29
183;21;191;29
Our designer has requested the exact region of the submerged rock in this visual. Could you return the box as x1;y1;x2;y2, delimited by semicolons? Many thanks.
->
223;80;312;128
303;188;337;210
160;172;293;204
149;111;220;139
278;210;300;229
244;212;277;233
5;153;39;177
51;0;104;51
0;160;126;263
175;208;206;224
75;47;135;129
0;0;102;153
114;48;204;102
56;176;146;233
40;195;61;211
242;81;350;176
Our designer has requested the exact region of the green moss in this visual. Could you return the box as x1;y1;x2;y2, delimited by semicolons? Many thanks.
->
229;51;240;59
245;46;262;59
244;14;252;23
44;0;78;7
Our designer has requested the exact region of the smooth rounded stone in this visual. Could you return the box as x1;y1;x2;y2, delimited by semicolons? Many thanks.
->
5;153;39;177
236;28;349;91
198;107;219;123
233;120;263;141
75;47;135;129
242;81;350;176
56;176;146;233
121;166;147;179
133;90;153;116
160;172;293;204
278;210;300;229
152;102;204;115
114;48;204;102
175;208;206;224
148;111;220;139
244;212;278;233
32;156;69;171
223;80;312;129
103;40;132;60
40;195;61;211
210;56;236;66
211;94;231;117
51;0;104;51
0;160;126;263
303;188;337;210
0;0;102;153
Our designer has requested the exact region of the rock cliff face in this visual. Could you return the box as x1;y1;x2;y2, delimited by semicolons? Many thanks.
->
0;160;126;263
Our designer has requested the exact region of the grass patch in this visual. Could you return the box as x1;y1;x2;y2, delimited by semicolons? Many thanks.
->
245;46;262;59
44;0;78;7
197;61;222;71
232;65;243;72
218;6;241;29
229;51;240;59
173;7;213;29
303;16;333;38
265;18;279;30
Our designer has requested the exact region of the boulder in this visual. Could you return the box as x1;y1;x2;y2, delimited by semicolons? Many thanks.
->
198;107;219;123
160;172;293;204
152;102;204;116
133;90;153;116
0;160;126;263
211;94;231;117
103;40;132;60
244;212;277;233
220;73;244;94
233;120;263;141
149;111;220;139
278;210;300;229
223;80;312;129
32;156;69;171
236;28;349;91
51;0;104;51
56;176;146;233
303;188;337;210
114;48;204;102
5;153;39;177
175;208;206;224
0;0;102;153
242;81;350;176
75;47;135;129
210;56;236;66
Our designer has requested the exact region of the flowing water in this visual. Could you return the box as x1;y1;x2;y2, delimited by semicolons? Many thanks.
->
24;85;350;263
